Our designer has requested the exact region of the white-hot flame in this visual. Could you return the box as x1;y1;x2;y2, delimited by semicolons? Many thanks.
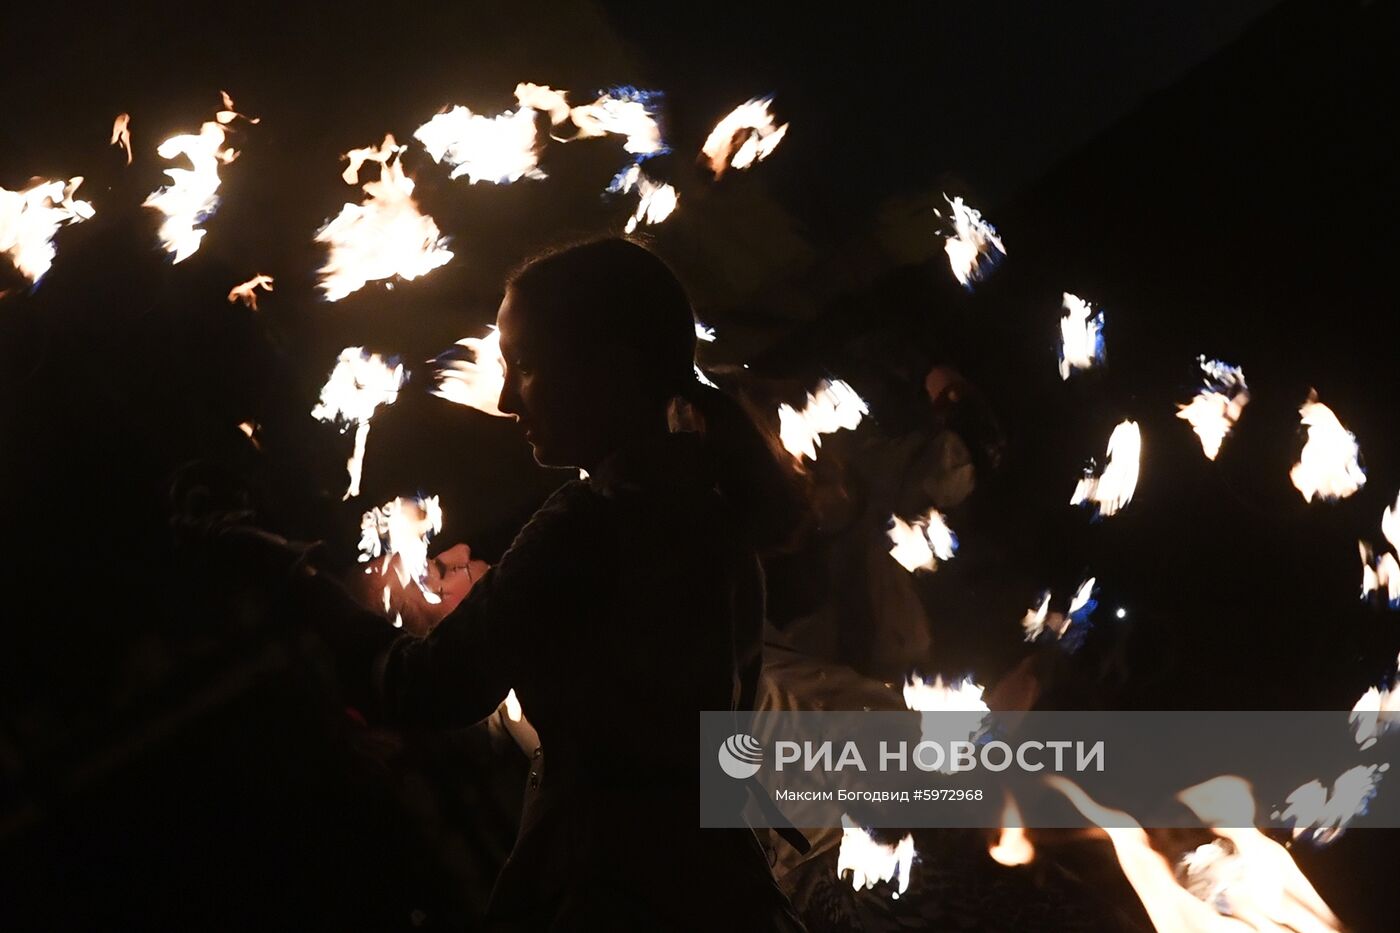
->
937;195;1005;290
887;508;958;572
1058;292;1105;380
777;379;869;462
311;347;406;499
1359;492;1400;607
1071;420;1140;519
431;326;508;418
564;87;667;158
143;93;255;263
358;494;444;606
701;97;788;177
514;83;572;126
503;688;523;722
1177;357;1250;461
315;134;454;302
988;795;1035;866
111;113;132;165
694;323;716;343
836;815;916;897
903;674;988;713
0;177;95;285
1024;579;1096;641
1290;390;1365;502
414;104;545;185
611;161;678;234
1272;764;1388;845
1350;658;1400;750
227;274;274;310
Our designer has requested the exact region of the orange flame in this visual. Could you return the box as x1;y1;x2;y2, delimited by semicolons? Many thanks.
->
111;113;133;165
227;274;274;310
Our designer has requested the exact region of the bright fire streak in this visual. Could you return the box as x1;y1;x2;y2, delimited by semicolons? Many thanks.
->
836;815;915;898
565;86;668;158
1021;590;1053;641
514;83;572;126
777;379;869;462
227;274;274;310
610;162;678;234
1024;578;1096;642
414;104;545;185
988;796;1035;867
1071;420;1141;519
311;348;406;499
1350;658;1400;750
358;494;444;606
695;323;716;342
1359;491;1400;607
903;674;988;713
503;688;523;722
1177;357;1250;461
937;195;1005;290
1272;764;1389;845
1290;390;1365;502
143;93;255;263
887;508;958;572
1058;292;1105;380
314;134;454;302
431;326;508;418
0;177;95;284
701;97;788;177
111;113;132;165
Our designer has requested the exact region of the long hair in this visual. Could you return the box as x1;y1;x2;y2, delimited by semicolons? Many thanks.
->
507;239;810;552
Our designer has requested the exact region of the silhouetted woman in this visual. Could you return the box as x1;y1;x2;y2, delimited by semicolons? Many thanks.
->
285;239;810;930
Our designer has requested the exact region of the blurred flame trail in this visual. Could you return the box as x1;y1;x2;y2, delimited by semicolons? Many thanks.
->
564;86;668;159
311;348;406;499
514;83;572;126
227;274;274;310
694;323;716;343
887;508;958;572
609;162;678;234
414;103;546;185
989;796;1035;866
1177;357;1250;461
315;135;454;302
836;815;916;898
431;327;508;417
1290;390;1365;502
1023;578;1097;643
1351;655;1400;749
0;177;95;285
1359;491;1399;607
358;494;444;607
111;113;132;165
777;379;869;462
1272;764;1389;844
143;92;256;263
701;96;788;177
1058;292;1105;379
1071;420;1141;519
903;674;988;712
936;195;1005;290
1046;775;1341;932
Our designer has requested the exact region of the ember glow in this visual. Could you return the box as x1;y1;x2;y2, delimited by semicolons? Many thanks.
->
1057;292;1106;380
413;104;545;185
1290;390;1366;502
227;274;274;310
936;195;1005;290
700;96;788;178
111;113;133;165
1359;491;1400;608
1176;357;1250;461
988;796;1035;867
0;177;95;285
1272;764;1389;844
358;494;444;607
609;162;678;234
315;134;454;302
431;326;508;418
836;815;915;898
143;93;254;263
777;379;869;462
1071;420;1141;519
311;347;407;499
887;508;958;572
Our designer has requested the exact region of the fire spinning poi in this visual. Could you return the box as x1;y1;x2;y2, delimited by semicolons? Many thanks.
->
227;274;274;310
1290;390;1366;502
936;195;1005;290
144;92;257;264
358;494;445;625
608;162;678;234
1351;658;1400;750
1058;292;1106;380
1359;492;1400;608
431;327;508;418
988;796;1035;867
414;103;546;185
836;815;916;898
1176;356;1249;461
311;347;406;499
887;508;958;573
700;96;788;178
315;135;454;302
904;674;989;773
0;177;95;285
1022;577;1097;643
1071;420;1140;519
110;113;133;165
1273;764;1389;845
777;378;869;463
